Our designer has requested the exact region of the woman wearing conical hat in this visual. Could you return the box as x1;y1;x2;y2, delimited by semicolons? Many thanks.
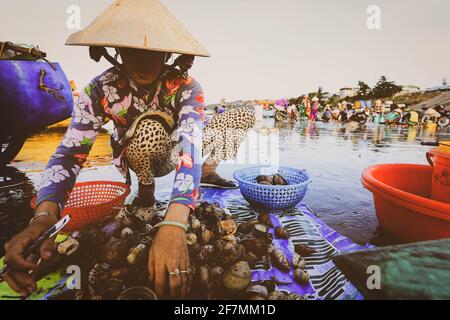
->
300;95;310;119
310;96;319;122
374;99;383;114
3;0;255;299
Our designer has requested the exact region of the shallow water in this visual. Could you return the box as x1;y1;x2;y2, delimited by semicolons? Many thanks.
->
0;120;448;254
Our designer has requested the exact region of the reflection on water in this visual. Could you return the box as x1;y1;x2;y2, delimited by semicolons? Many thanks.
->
1;122;449;249
13;128;112;170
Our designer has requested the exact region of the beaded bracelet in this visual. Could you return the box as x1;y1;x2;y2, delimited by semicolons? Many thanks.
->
29;211;59;226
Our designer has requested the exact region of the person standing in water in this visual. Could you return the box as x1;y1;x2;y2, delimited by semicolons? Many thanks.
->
301;95;311;120
310;96;320;122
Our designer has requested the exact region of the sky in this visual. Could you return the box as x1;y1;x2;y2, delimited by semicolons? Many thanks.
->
2;0;450;104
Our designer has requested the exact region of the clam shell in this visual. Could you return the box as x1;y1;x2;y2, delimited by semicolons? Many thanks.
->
188;243;201;256
199;245;215;262
120;227;134;239
292;253;306;269
57;237;80;256
258;211;274;227
222;261;251;292
247;285;269;299
210;266;224;287
294;268;310;284
288;293;306;300
200;225;213;244
271;248;290;271
222;234;238;244
274;226;290;239
104;238;129;264
186;233;198;246
254;224;269;237
203;205;216;217
220;219;237;236
272;174;288;186
223;241;236;253
198;265;211;289
237;222;253;234
214;239;225;253
190;218;201;231
248;294;266;300
256;175;273;183
268;290;288;300
127;244;146;265
294;244;316;257
241;238;268;258
210;266;224;280
134;206;157;223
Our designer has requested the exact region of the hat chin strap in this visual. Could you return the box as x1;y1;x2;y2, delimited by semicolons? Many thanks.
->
89;46;195;80
89;46;122;68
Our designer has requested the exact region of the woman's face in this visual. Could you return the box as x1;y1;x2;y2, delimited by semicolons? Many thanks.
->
120;48;166;86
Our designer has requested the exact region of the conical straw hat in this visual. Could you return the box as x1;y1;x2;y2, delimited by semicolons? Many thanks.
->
66;0;210;57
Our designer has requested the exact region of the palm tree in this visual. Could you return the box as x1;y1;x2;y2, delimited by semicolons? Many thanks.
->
327;94;341;109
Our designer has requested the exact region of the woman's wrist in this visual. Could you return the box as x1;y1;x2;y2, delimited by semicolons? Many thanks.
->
32;201;60;227
164;202;190;224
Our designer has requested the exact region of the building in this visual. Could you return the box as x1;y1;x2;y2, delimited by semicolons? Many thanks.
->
425;85;450;92
395;85;421;96
425;79;450;92
339;86;356;99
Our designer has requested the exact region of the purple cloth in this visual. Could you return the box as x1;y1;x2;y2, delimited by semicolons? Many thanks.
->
201;187;371;300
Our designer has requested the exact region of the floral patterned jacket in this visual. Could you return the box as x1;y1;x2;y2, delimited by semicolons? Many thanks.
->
36;67;205;211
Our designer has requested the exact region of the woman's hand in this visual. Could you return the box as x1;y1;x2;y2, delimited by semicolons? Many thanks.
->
148;203;191;299
2;216;56;297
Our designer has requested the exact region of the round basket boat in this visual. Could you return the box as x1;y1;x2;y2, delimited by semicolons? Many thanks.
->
233;166;311;212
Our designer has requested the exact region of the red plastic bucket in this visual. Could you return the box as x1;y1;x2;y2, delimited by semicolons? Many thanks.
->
427;142;450;204
362;164;450;243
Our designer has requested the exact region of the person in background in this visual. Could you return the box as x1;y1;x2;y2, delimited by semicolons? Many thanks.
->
300;95;311;120
310;96;319;122
2;0;255;299
374;100;383;115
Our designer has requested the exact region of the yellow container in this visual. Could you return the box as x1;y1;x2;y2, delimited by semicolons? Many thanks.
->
438;141;450;154
424;122;437;132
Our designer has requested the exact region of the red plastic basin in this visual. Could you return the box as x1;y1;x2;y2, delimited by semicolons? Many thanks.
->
362;164;450;243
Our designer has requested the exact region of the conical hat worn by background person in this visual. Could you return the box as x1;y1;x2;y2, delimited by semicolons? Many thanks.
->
66;0;210;57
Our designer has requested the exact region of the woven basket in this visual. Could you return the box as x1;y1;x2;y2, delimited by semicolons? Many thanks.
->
233;166;311;212
31;181;130;231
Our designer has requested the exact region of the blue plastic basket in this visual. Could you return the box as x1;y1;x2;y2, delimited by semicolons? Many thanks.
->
233;166;311;212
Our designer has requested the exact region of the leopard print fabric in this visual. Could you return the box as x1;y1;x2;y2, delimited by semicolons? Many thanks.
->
126;107;255;185
202;107;256;163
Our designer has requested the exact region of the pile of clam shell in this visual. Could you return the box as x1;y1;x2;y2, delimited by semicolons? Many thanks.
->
49;202;314;300
50;205;162;300
256;174;289;186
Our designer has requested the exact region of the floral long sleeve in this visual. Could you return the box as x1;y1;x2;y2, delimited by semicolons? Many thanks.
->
36;67;205;213
36;83;105;210
170;79;205;210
